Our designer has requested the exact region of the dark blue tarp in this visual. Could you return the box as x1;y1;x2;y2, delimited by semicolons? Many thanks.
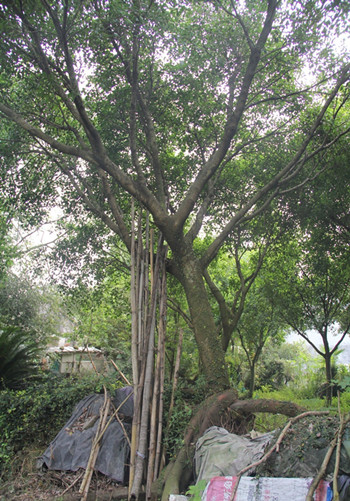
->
38;387;133;483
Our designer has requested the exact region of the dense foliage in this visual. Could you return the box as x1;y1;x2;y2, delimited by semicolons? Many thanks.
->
0;372;123;477
0;322;41;390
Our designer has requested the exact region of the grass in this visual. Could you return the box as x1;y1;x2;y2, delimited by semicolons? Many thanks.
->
251;386;350;433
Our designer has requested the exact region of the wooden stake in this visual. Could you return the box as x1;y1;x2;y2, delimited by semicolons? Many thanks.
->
60;470;84;496
79;389;110;501
110;359;131;386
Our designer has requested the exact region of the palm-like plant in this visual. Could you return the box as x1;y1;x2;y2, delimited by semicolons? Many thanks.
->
0;322;40;389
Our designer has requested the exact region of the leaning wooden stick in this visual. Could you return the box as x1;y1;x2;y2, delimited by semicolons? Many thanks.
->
333;392;343;501
98;390;133;449
79;390;111;501
306;413;350;501
110;359;131;386
305;434;338;501
229;411;330;501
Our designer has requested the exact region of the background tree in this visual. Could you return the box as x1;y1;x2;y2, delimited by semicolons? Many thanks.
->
0;271;69;344
0;205;15;280
266;235;350;404
265;137;350;404
0;0;349;390
236;281;286;397
66;270;133;374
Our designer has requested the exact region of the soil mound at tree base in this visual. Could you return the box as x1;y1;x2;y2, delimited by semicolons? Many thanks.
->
255;415;350;479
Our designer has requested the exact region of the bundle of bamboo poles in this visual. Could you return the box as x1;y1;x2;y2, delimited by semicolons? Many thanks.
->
129;206;168;500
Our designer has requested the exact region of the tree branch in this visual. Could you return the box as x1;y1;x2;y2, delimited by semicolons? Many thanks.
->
201;65;350;267
172;0;279;234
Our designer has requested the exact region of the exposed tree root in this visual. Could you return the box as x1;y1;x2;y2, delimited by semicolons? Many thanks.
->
230;398;306;417
160;389;238;501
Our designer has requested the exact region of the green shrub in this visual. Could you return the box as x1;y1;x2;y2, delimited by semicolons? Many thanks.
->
162;378;208;460
0;371;122;478
0;322;41;390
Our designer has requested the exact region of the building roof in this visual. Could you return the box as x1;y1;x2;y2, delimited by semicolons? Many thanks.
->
47;345;102;354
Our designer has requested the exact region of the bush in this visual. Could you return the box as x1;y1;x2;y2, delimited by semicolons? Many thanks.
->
0;323;41;390
0;371;122;478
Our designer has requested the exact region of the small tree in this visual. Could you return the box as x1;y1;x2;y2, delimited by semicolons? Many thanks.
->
236;283;286;397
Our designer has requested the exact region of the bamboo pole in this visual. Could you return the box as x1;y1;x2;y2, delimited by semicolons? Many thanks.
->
146;327;161;498
129;200;139;498
146;245;167;496
131;236;163;499
110;359;131;386
136;212;144;360
131;285;158;497
160;326;183;473
333;391;343;501
141;214;150;363
130;200;139;391
154;266;167;483
146;256;167;496
129;212;151;500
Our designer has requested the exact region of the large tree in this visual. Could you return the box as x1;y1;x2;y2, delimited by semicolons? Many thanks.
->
0;0;349;390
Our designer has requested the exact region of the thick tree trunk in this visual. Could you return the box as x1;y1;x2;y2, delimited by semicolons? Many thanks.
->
175;249;230;391
160;390;237;501
324;352;333;406
248;363;256;398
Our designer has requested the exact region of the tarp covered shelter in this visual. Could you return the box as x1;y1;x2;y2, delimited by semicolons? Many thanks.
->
37;386;133;483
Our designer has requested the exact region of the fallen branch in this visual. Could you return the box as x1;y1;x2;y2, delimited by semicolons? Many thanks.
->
60;470;84;496
230;398;306;417
229;411;330;501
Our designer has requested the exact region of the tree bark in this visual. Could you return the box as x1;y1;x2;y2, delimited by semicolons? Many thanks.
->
324;350;333;406
174;247;230;391
160;390;238;500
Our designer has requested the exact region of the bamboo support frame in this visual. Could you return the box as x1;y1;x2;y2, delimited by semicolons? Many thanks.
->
128;204;168;499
